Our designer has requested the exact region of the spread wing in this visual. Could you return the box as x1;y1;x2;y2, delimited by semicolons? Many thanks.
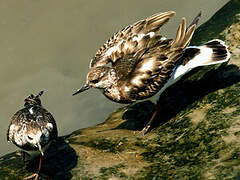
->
121;17;197;101
90;11;176;68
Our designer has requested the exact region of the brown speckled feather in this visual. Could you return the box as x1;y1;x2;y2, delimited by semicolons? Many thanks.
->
103;17;197;102
73;11;204;104
7;107;57;151
90;11;176;68
7;92;57;152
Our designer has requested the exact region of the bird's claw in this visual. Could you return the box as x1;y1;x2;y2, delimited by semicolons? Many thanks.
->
140;125;151;135
24;173;39;180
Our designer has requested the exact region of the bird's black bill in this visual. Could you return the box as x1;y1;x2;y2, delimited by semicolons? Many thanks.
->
72;84;90;96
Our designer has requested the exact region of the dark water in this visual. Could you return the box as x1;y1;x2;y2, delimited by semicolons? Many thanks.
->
0;0;229;155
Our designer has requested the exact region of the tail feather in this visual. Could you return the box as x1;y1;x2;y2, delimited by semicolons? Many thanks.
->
187;11;201;30
185;39;230;68
156;39;230;96
203;39;230;64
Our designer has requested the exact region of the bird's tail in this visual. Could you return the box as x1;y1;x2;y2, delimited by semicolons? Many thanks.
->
169;39;230;84
182;39;230;68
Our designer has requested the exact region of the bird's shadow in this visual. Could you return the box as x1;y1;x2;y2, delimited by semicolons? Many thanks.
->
116;64;240;131
25;137;78;179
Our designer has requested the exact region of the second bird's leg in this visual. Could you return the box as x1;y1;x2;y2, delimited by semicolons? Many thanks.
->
24;155;43;180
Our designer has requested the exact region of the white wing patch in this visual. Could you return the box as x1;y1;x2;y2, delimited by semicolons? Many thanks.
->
132;32;155;42
131;74;147;86
132;33;145;42
147;32;155;38
160;36;167;41
139;58;155;72
105;40;124;56
131;77;142;86
124;86;131;92
105;32;156;58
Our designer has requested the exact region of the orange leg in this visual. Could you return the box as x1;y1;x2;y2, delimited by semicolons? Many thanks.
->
141;100;161;134
24;155;42;180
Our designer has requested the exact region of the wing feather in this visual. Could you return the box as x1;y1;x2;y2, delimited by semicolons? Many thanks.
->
90;11;175;68
122;14;200;100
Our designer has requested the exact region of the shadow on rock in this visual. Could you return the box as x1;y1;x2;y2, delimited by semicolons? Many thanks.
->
119;64;240;131
25;137;78;179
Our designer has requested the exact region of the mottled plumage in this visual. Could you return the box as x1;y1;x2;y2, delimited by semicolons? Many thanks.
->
73;11;230;133
7;91;57;179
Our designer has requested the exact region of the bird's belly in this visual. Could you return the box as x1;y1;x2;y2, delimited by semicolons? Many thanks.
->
102;87;135;104
153;64;194;102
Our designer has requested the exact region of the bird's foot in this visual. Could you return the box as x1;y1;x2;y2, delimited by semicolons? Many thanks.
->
24;172;49;180
24;173;39;180
140;124;151;135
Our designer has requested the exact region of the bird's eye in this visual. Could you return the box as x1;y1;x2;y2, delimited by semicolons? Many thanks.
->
91;79;99;83
27;136;33;140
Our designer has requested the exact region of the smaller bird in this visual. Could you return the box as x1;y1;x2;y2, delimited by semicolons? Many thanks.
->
7;91;58;180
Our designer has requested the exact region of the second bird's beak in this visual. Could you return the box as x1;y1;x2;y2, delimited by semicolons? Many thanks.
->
72;84;90;96
37;142;44;156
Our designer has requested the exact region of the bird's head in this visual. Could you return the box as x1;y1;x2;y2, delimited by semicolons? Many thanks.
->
25;123;52;156
25;129;45;155
73;66;115;95
24;90;44;108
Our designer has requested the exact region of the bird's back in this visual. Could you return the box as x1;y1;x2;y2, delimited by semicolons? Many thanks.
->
7;93;57;153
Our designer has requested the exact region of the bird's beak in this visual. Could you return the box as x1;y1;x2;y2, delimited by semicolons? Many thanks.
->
72;83;90;96
37;142;44;156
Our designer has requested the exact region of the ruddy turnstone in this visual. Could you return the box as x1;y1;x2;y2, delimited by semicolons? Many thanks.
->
7;91;58;179
73;11;230;134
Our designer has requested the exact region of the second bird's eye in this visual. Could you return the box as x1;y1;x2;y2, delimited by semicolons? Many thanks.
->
27;136;33;140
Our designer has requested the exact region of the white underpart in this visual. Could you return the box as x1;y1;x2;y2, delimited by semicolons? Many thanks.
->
109;87;121;100
140;58;155;72
157;45;221;97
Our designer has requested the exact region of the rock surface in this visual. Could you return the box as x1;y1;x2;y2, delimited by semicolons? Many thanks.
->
1;1;240;179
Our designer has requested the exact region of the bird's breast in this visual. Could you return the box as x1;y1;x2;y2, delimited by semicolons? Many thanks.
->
103;85;135;104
